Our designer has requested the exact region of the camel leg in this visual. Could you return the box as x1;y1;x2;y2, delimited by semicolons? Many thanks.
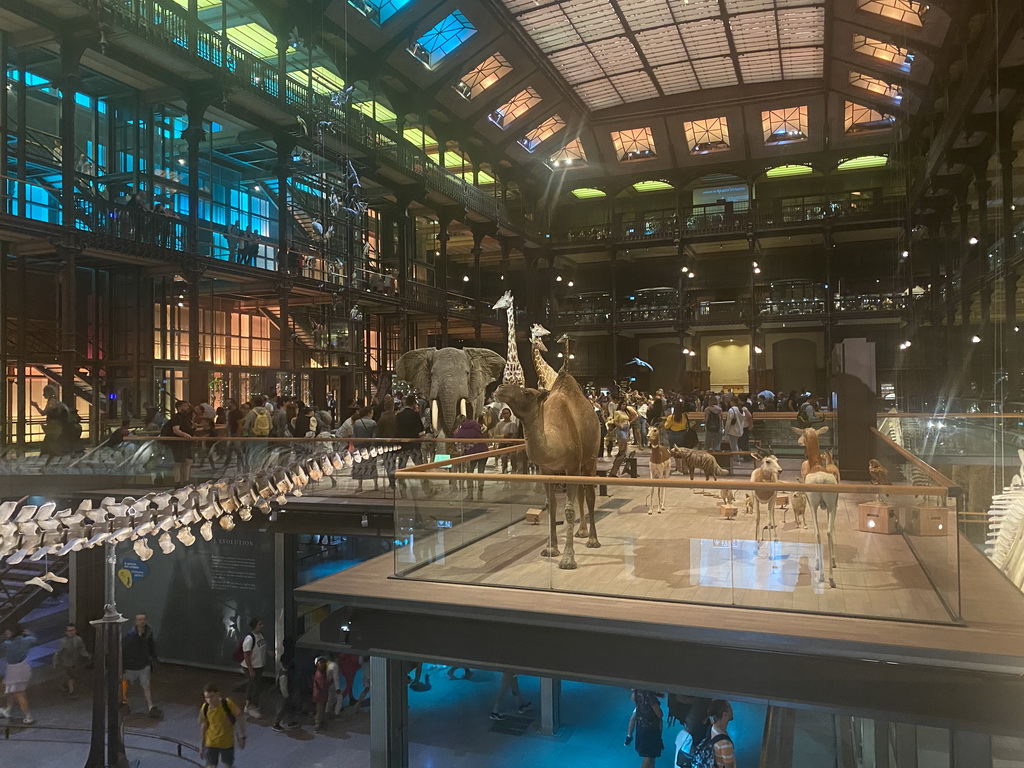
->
540;483;559;558
575;483;591;539
560;497;578;569
583;485;599;548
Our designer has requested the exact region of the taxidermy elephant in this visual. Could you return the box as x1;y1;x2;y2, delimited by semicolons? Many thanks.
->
396;347;506;436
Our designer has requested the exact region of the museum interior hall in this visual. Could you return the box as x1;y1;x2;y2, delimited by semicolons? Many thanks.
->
1;0;1024;766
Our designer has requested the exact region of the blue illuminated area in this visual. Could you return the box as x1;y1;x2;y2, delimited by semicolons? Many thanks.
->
408;10;477;70
348;0;416;26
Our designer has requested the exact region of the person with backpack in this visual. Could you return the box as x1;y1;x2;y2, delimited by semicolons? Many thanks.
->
236;617;267;719
703;397;724;452
242;395;273;438
199;682;245;768
691;699;736;768
797;395;823;426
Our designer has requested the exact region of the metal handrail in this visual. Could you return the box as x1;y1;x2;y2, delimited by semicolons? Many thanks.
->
1;723;204;767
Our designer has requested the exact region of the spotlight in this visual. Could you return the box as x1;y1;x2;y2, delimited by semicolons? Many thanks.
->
253;185;261;192
567;281;574;287
901;250;909;259
868;519;876;528
690;350;697;357
681;266;689;273
752;261;758;268
971;335;982;343
683;347;690;355
754;346;763;354
753;267;761;274
969;236;979;245
462;275;469;282
556;275;562;282
688;272;695;279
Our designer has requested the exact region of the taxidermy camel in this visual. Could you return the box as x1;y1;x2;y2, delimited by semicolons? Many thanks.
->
497;368;600;570
793;426;840;588
530;324;558;389
647;426;671;514
750;453;782;543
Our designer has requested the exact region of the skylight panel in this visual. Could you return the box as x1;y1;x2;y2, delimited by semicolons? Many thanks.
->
633;180;674;192
618;0;675;31
739;51;782;83
680;18;731;59
548;138;588;169
589;36;643;76
762;106;808;144
636;26;685;67
853;34;913;71
654;63;700;94
777;7;825;46
610;71;659;102
850;71;903;102
571;187;605;198
837;155;889;171
781;48;823;78
518;7;582;53
226;23;285;59
519;115;566;152
692;57;739;89
563;0;624;43
488;87;542;129
577;79;621;110
454;53;513;101
857;0;928;27
550;47;603;84
503;0;544;12
766;164;814;178
672;0;721;22
730;11;778;53
348;0;416;26
684;117;731;155
845;101;896;133
408;11;477;70
611;127;657;162
288;66;346;95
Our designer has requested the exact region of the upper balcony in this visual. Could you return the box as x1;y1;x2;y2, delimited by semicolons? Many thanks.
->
550;194;905;248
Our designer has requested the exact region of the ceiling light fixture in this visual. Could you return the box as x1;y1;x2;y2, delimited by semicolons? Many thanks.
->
971;335;982;343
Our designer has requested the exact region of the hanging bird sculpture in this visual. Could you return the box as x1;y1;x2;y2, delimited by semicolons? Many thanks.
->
626;357;654;371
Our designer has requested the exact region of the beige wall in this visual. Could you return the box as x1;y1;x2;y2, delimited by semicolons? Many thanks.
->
708;341;750;390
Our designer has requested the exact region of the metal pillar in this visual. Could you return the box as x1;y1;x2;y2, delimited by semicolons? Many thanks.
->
539;677;561;736
368;656;409;768
438;217;450;346
58;38;84;228
894;723;918;768
84;542;128;768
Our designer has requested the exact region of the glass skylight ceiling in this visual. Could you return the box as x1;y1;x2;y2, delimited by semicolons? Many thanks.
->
499;0;825;110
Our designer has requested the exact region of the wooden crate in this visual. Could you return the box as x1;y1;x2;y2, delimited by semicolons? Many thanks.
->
858;502;895;534
719;504;738;519
525;508;543;525
908;506;948;536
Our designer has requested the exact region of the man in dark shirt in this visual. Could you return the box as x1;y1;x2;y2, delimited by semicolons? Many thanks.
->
395;395;431;497
122;613;159;717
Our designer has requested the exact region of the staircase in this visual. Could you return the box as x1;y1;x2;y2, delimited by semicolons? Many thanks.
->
32;365;105;411
0;555;70;636
259;306;317;351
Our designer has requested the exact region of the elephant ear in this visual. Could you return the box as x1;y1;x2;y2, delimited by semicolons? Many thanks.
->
465;347;507;393
396;348;436;392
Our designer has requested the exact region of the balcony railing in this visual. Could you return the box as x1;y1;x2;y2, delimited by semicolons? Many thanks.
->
551;196;904;245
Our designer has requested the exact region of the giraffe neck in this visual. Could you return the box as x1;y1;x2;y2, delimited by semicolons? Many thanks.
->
532;343;556;388
502;304;525;386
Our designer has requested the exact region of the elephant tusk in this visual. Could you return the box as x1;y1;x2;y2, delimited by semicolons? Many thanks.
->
458;398;468;418
431;399;439;433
